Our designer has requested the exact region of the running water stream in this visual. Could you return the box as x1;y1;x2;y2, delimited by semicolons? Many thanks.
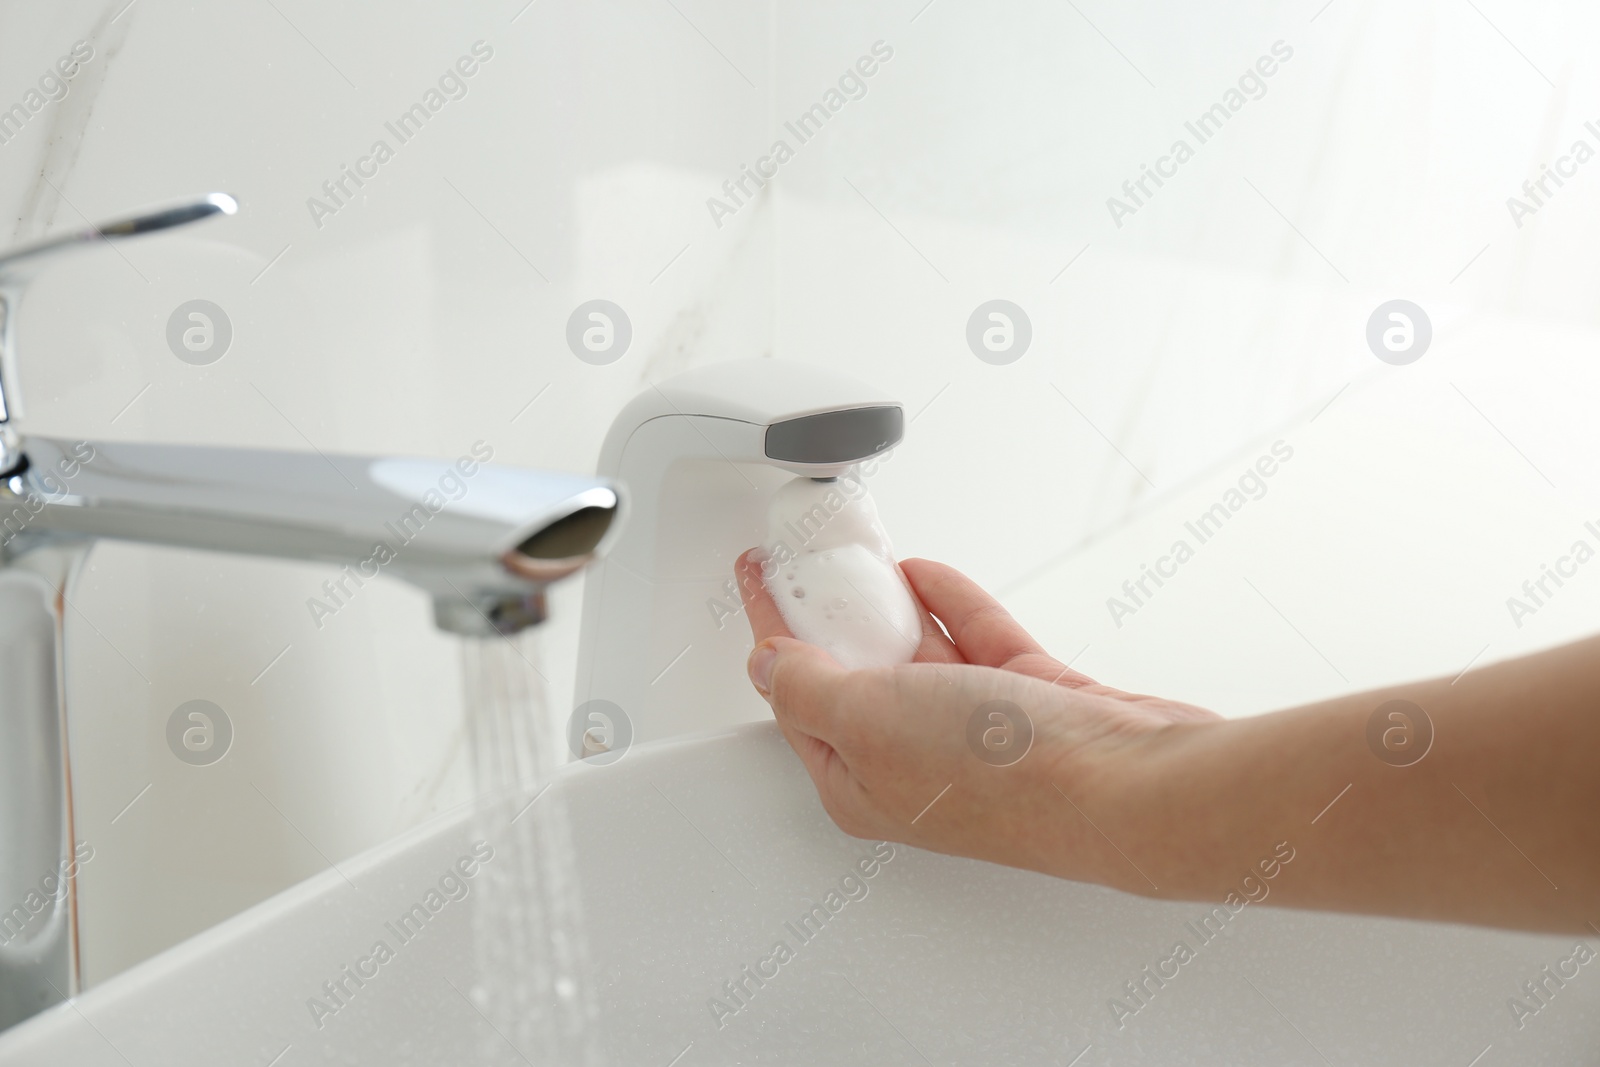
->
460;631;602;1065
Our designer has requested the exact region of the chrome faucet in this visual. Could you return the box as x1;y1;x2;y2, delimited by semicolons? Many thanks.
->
0;197;621;1031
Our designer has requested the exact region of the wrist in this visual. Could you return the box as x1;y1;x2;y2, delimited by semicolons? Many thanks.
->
1029;696;1225;899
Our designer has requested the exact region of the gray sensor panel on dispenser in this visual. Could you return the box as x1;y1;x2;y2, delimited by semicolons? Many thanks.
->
764;405;903;465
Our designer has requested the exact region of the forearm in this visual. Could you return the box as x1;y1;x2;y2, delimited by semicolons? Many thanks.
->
1068;637;1600;931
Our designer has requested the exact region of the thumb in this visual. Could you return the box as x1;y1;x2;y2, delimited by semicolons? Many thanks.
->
748;637;848;739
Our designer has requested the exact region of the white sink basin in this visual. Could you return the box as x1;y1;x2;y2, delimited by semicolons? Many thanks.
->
1;723;1594;1065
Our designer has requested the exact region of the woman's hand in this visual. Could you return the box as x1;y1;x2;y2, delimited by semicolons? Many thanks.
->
738;551;1600;933
734;550;1218;892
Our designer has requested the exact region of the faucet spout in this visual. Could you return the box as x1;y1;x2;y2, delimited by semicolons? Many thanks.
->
3;436;621;635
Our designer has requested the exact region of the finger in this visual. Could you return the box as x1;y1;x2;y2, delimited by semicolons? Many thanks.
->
771;714;877;840
755;647;867;829
735;548;795;643
1024;658;1100;690
901;558;1100;687
771;711;841;790
900;558;1050;668
747;635;850;742
901;564;965;665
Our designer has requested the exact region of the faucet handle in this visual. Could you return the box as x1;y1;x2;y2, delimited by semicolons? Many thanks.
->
0;192;236;285
0;193;236;471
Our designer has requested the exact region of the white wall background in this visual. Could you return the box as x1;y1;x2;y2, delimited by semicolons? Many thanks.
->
1;0;1598;984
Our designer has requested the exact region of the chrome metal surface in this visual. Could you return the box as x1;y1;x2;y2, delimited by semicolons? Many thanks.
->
0;559;74;1029
0;194;236;427
0;193;236;284
0;195;621;1032
0;441;619;1031
3;437;620;621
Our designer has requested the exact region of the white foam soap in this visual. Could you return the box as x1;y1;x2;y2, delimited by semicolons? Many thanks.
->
760;475;921;669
